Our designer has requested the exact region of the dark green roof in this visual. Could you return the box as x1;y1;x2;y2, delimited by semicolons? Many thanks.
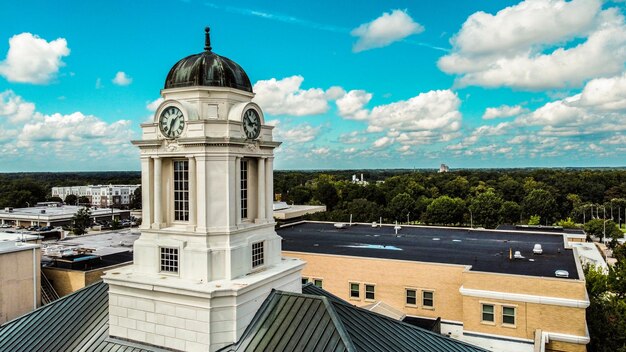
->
220;283;488;352
0;281;148;352
1;282;487;352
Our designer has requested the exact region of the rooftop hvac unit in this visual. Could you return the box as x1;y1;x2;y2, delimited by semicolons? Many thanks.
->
334;223;348;229
555;270;569;278
4;207;12;213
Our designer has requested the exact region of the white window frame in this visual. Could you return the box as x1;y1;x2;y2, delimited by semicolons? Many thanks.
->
240;159;248;220
481;303;495;324
159;247;179;274
364;284;375;301
405;288;417;306
349;282;360;299
251;241;264;268
173;159;189;222
422;290;434;309
502;306;516;326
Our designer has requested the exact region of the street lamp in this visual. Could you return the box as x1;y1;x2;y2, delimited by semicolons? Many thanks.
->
469;209;473;229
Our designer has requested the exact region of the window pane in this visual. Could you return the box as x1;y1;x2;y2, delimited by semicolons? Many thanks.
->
314;279;323;288
173;160;189;221
482;304;494;322
503;307;516;325
240;160;248;219
301;277;309;285
350;283;359;298
252;242;264;268
365;285;375;300
406;289;416;305
423;291;434;307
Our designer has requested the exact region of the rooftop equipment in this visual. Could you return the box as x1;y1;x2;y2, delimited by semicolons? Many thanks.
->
533;244;543;254
555;270;569;278
513;251;524;259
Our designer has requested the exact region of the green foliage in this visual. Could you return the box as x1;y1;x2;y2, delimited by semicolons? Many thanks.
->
286;185;312;205
500;201;521;224
585;248;626;352
584;219;623;242
64;194;78;205
556;217;578;229
48;196;63;202
130;187;142;209
469;191;503;228
111;219;121;230
344;198;380;223
528;215;541;226
71;208;91;236
424;196;465;225
314;182;339;211
78;196;90;206
388;193;416;221
522;189;557;223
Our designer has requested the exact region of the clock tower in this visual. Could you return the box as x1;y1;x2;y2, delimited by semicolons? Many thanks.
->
103;28;304;352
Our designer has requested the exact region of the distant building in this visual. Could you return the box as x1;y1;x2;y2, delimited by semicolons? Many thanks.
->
272;201;326;222
51;184;140;207
0;238;40;324
280;222;590;352
0;204;130;228
439;163;450;173
351;173;369;185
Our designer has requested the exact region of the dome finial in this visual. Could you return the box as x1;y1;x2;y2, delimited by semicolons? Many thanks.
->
204;27;212;52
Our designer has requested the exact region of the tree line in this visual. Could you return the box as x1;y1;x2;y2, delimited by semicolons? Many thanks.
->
275;169;626;231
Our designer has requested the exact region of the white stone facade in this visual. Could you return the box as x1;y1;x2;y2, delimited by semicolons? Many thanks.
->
103;76;304;350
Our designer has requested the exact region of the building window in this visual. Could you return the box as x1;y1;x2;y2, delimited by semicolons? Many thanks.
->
406;289;417;305
173;160;189;221
301;277;309;285
365;284;375;300
160;247;179;273
240;159;248;219
314;279;323;288
482;304;494;322
422;291;434;308
503;306;516;325
252;241;264;268
350;283;360;298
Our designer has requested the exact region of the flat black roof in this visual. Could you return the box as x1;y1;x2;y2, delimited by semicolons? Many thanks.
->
278;222;579;280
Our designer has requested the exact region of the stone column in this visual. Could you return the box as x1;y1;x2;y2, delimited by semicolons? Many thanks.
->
140;157;153;229
188;156;196;229
153;157;162;228
265;157;274;222
235;157;241;225
257;157;266;222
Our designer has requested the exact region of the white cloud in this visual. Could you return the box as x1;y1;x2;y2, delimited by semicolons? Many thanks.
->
482;105;527;119
438;1;626;90
281;124;321;143
146;98;164;111
339;131;367;144
95;78;102;89
0;33;70;84
112;71;132;86
0;90;36;123
351;9;424;52
253;76;331;116
575;72;626;111
373;136;393;148
311;147;330;155
368;90;461;133
343;147;357;153
336;90;372;120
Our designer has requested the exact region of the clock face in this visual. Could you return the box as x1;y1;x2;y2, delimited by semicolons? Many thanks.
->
159;106;185;139
243;109;261;139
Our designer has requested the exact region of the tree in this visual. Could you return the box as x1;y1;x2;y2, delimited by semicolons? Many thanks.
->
469;191;503;228
130;187;142;209
286;185;312;205
387;193;416;222
65;194;78;205
424;196;465;225
78;196;91;207
48;196;63;203
522;189;557;224
344;198;379;223
72;208;91;236
528;215;541;225
500;201;521;224
584;219;623;242
556;217;577;229
314;182;339;211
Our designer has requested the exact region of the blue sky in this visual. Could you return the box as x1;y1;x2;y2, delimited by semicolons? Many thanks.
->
0;0;625;171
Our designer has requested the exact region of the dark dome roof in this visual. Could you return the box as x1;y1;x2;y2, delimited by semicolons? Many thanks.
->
164;28;252;92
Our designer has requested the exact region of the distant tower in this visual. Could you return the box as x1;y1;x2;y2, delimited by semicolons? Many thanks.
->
439;164;449;173
103;28;304;352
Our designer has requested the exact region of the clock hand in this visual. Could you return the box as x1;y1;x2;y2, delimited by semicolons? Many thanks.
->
169;117;176;134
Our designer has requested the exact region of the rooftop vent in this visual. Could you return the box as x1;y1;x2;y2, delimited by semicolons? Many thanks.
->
533;244;543;254
4;207;12;213
40;210;46;214
334;223;348;229
555;270;569;278
513;251;524;259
